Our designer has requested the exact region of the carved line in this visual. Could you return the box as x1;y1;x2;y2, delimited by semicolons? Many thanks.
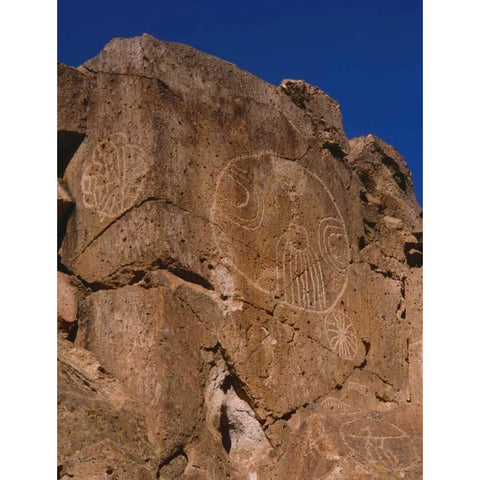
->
217;164;265;230
81;134;148;221
276;227;327;311
324;310;358;360
318;216;350;273
340;419;410;471
345;381;368;395
320;397;351;415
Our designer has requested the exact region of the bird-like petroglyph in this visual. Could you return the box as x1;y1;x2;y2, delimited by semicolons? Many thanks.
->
340;418;414;474
81;133;148;221
276;223;326;311
212;152;350;313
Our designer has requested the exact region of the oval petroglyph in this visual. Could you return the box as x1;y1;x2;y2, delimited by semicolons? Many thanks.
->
340;418;415;474
212;152;351;314
81;133;148;221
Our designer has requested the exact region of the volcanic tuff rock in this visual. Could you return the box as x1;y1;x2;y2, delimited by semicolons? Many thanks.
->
57;34;422;480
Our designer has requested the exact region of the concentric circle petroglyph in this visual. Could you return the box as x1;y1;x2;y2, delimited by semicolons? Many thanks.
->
324;310;358;360
212;152;351;313
81;133;148;221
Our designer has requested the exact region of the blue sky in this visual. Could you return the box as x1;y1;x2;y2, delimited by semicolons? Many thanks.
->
58;0;422;205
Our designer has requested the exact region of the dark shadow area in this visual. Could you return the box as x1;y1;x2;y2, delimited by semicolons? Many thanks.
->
219;404;232;453
58;130;85;177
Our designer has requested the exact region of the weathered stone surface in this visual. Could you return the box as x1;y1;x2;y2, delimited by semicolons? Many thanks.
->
57;338;158;480
57;272;83;339
58;34;422;479
57;62;89;177
58;178;74;221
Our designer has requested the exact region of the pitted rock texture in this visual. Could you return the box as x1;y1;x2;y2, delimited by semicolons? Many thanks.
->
58;34;422;480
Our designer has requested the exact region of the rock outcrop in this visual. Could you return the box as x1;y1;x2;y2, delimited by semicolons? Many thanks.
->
57;34;422;480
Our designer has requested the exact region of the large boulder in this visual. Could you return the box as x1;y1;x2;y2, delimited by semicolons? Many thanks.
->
57;34;422;479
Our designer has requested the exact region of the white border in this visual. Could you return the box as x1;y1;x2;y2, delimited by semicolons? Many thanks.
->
1;0;57;477
424;1;480;478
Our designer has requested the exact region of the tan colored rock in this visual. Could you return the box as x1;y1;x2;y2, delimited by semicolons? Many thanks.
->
58;62;89;177
58;178;74;221
57;338;158;480
58;34;422;479
57;271;83;339
278;404;422;479
78;282;217;459
57;62;89;134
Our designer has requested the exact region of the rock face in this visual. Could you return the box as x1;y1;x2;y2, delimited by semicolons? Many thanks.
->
57;34;422;480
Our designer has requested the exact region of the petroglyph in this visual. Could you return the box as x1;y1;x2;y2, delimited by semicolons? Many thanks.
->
324;310;358;360
81;133;148;221
276;223;326;311
319;397;351;416
318;217;350;273
345;381;368;395
341;418;409;471
212;152;350;313
216;163;265;230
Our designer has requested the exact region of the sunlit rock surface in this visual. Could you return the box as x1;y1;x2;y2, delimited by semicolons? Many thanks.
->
57;34;422;480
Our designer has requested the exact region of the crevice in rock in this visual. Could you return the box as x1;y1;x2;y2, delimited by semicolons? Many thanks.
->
234;297;275;318
267;366;360;425
57;261;75;276
358;236;366;250
363;218;376;244
221;374;256;417
362;339;371;356
323;141;346;160
71;196;224;267
66;321;79;343
72;196;166;261
404;241;423;268
156;447;188;479
355;358;367;369
381;155;407;192
366;261;404;282
169;266;214;291
370;371;395;389
58;130;85;177
219;403;232;453
127;270;148;286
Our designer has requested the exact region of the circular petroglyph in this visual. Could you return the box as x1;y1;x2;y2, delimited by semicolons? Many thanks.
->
212;152;350;313
81;133;148;220
324;310;358;360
